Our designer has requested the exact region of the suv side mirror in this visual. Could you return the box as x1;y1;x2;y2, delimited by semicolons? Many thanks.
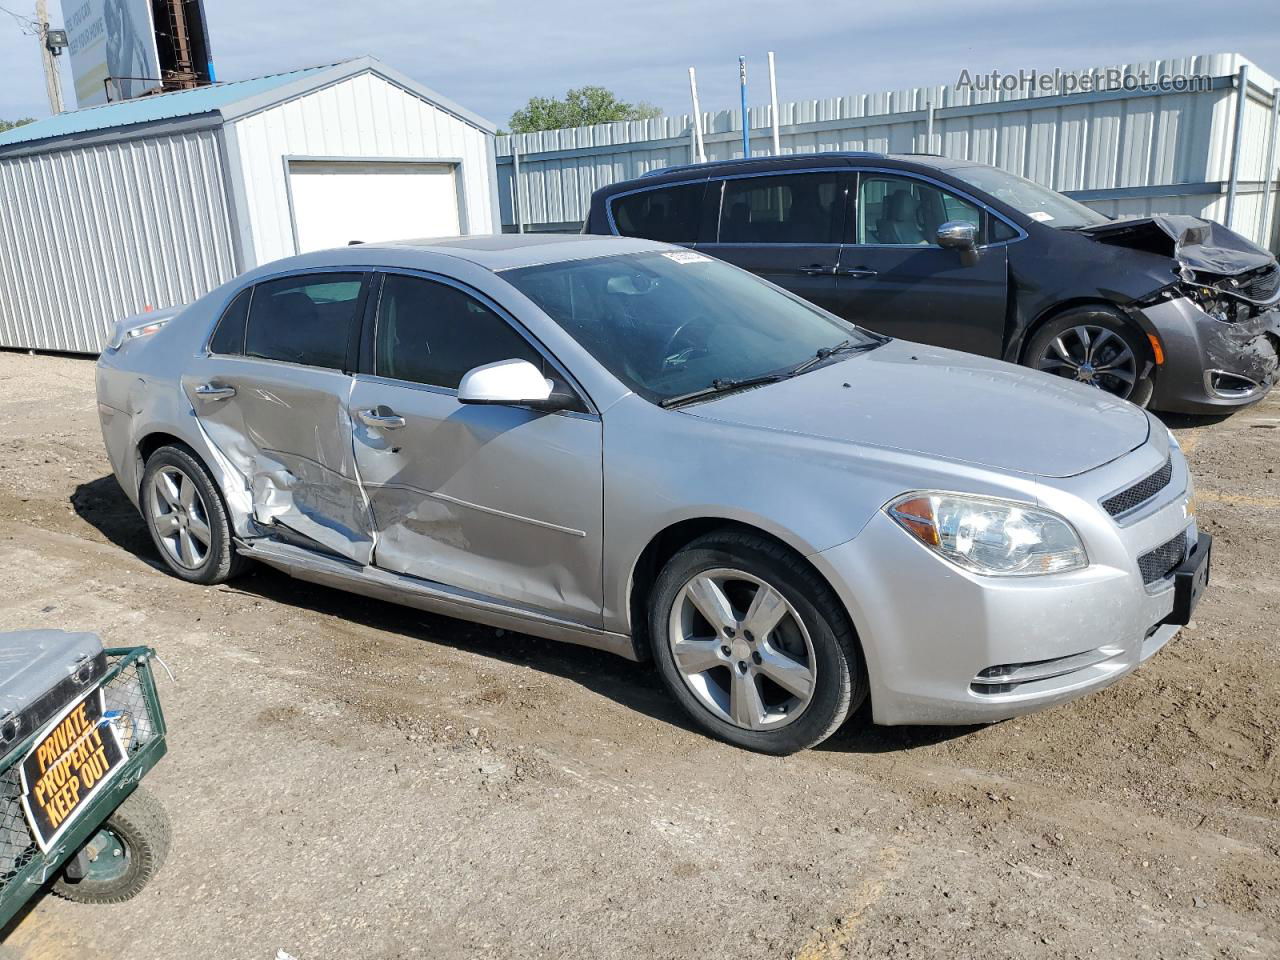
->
936;221;979;266
457;359;576;412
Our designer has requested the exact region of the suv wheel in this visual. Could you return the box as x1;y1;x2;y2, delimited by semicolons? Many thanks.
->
649;530;865;754
140;444;247;584
1024;307;1154;406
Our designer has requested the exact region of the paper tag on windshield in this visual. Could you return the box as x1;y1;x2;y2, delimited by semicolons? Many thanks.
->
1028;211;1054;222
662;251;711;264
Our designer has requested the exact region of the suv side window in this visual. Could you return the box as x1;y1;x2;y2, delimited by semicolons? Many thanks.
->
208;287;252;355
611;182;705;243
718;172;841;244
857;175;982;245
375;274;546;391
244;273;365;369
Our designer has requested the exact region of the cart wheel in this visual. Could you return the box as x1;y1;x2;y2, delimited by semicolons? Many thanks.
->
52;787;171;905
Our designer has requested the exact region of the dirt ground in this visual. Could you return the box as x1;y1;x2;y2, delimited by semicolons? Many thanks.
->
0;349;1276;960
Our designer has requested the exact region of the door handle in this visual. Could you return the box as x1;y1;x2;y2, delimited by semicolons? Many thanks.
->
194;383;236;401
358;407;406;430
800;264;837;276
840;268;879;278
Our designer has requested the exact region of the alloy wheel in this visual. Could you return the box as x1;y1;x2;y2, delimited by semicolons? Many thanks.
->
147;466;212;569
1034;324;1138;398
667;568;816;730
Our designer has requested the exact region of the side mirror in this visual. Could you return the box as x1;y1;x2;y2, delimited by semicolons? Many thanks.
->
457;359;576;411
936;221;979;266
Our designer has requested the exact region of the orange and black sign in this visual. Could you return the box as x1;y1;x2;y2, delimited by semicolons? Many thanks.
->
20;689;126;852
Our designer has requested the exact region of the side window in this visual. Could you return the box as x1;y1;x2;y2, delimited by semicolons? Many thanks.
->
718;172;841;244
375;275;545;390
611;182;705;243
990;217;1019;242
244;273;365;370
208;287;252;355
857;175;982;246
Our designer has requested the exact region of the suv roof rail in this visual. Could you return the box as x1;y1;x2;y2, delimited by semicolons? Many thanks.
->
639;150;887;179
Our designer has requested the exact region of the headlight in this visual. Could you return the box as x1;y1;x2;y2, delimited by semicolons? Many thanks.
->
886;492;1088;576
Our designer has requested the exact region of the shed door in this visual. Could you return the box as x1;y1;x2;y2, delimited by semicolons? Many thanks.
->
288;160;462;253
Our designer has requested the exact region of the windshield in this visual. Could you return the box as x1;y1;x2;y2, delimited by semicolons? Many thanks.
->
503;251;878;405
941;165;1110;229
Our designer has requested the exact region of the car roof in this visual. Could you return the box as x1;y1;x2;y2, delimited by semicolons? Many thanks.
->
602;151;983;193
641;150;887;181
257;233;671;275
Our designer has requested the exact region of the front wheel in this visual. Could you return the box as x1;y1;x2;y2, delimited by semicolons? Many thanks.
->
1024;308;1154;406
52;787;171;905
649;530;866;754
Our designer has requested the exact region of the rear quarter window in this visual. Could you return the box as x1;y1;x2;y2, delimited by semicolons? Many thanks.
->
610;182;705;243
208;287;252;355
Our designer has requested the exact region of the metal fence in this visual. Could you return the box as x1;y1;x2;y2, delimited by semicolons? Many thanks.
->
496;52;1280;251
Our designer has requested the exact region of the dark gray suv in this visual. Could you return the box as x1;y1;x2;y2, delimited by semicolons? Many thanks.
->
584;152;1280;414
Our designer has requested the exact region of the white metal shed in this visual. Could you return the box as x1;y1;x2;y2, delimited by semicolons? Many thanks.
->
0;57;500;353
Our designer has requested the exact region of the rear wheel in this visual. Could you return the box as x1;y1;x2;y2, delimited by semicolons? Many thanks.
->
649;530;865;754
141;444;247;584
1024;307;1153;406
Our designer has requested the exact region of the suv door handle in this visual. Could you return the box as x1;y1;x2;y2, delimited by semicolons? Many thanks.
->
194;383;236;401
358;407;406;430
840;268;879;279
800;264;837;276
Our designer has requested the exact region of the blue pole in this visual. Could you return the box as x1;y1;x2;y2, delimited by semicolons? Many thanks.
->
739;56;750;158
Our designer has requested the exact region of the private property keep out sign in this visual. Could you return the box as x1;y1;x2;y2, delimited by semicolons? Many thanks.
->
20;690;126;851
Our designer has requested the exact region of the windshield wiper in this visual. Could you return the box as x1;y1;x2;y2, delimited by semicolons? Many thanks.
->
659;373;788;409
789;338;878;376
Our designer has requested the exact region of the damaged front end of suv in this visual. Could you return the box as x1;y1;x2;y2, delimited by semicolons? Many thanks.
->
1085;215;1280;413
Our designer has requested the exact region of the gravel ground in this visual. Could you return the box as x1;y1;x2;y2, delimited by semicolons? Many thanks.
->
0;350;1276;960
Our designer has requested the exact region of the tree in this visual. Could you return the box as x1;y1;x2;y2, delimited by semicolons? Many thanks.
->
0;118;36;133
508;86;660;134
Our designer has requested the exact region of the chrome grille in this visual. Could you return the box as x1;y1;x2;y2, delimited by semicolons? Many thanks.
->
1138;530;1187;585
1243;263;1279;301
1102;456;1173;518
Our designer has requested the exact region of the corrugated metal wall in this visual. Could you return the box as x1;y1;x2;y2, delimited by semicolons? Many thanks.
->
232;72;497;265
496;53;1280;248
0;129;237;352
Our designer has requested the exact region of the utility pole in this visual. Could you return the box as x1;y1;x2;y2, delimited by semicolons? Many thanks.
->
35;0;65;114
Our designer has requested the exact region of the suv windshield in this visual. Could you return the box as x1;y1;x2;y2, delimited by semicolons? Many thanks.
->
503;251;879;405
941;164;1110;230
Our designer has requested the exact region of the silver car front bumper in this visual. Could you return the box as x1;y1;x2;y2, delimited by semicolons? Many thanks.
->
812;441;1197;726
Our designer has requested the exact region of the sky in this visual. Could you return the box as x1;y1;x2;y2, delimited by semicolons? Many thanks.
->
2;0;1279;128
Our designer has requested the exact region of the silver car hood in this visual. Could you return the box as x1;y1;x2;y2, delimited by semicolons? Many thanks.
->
683;340;1150;478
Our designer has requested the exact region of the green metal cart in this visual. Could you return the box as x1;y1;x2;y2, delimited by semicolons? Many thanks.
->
1;635;170;931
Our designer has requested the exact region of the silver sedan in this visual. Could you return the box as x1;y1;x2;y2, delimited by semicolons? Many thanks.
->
96;235;1210;753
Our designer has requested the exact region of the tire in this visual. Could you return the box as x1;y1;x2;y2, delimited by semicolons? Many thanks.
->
52;787;171;905
649;529;866;754
1023;307;1154;407
140;443;248;584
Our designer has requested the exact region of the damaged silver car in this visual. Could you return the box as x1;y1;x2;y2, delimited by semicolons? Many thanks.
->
97;235;1210;754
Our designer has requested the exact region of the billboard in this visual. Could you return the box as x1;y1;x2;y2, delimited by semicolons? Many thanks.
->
64;0;164;106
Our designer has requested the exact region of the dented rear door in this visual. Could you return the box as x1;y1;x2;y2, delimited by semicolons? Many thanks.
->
182;271;375;564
